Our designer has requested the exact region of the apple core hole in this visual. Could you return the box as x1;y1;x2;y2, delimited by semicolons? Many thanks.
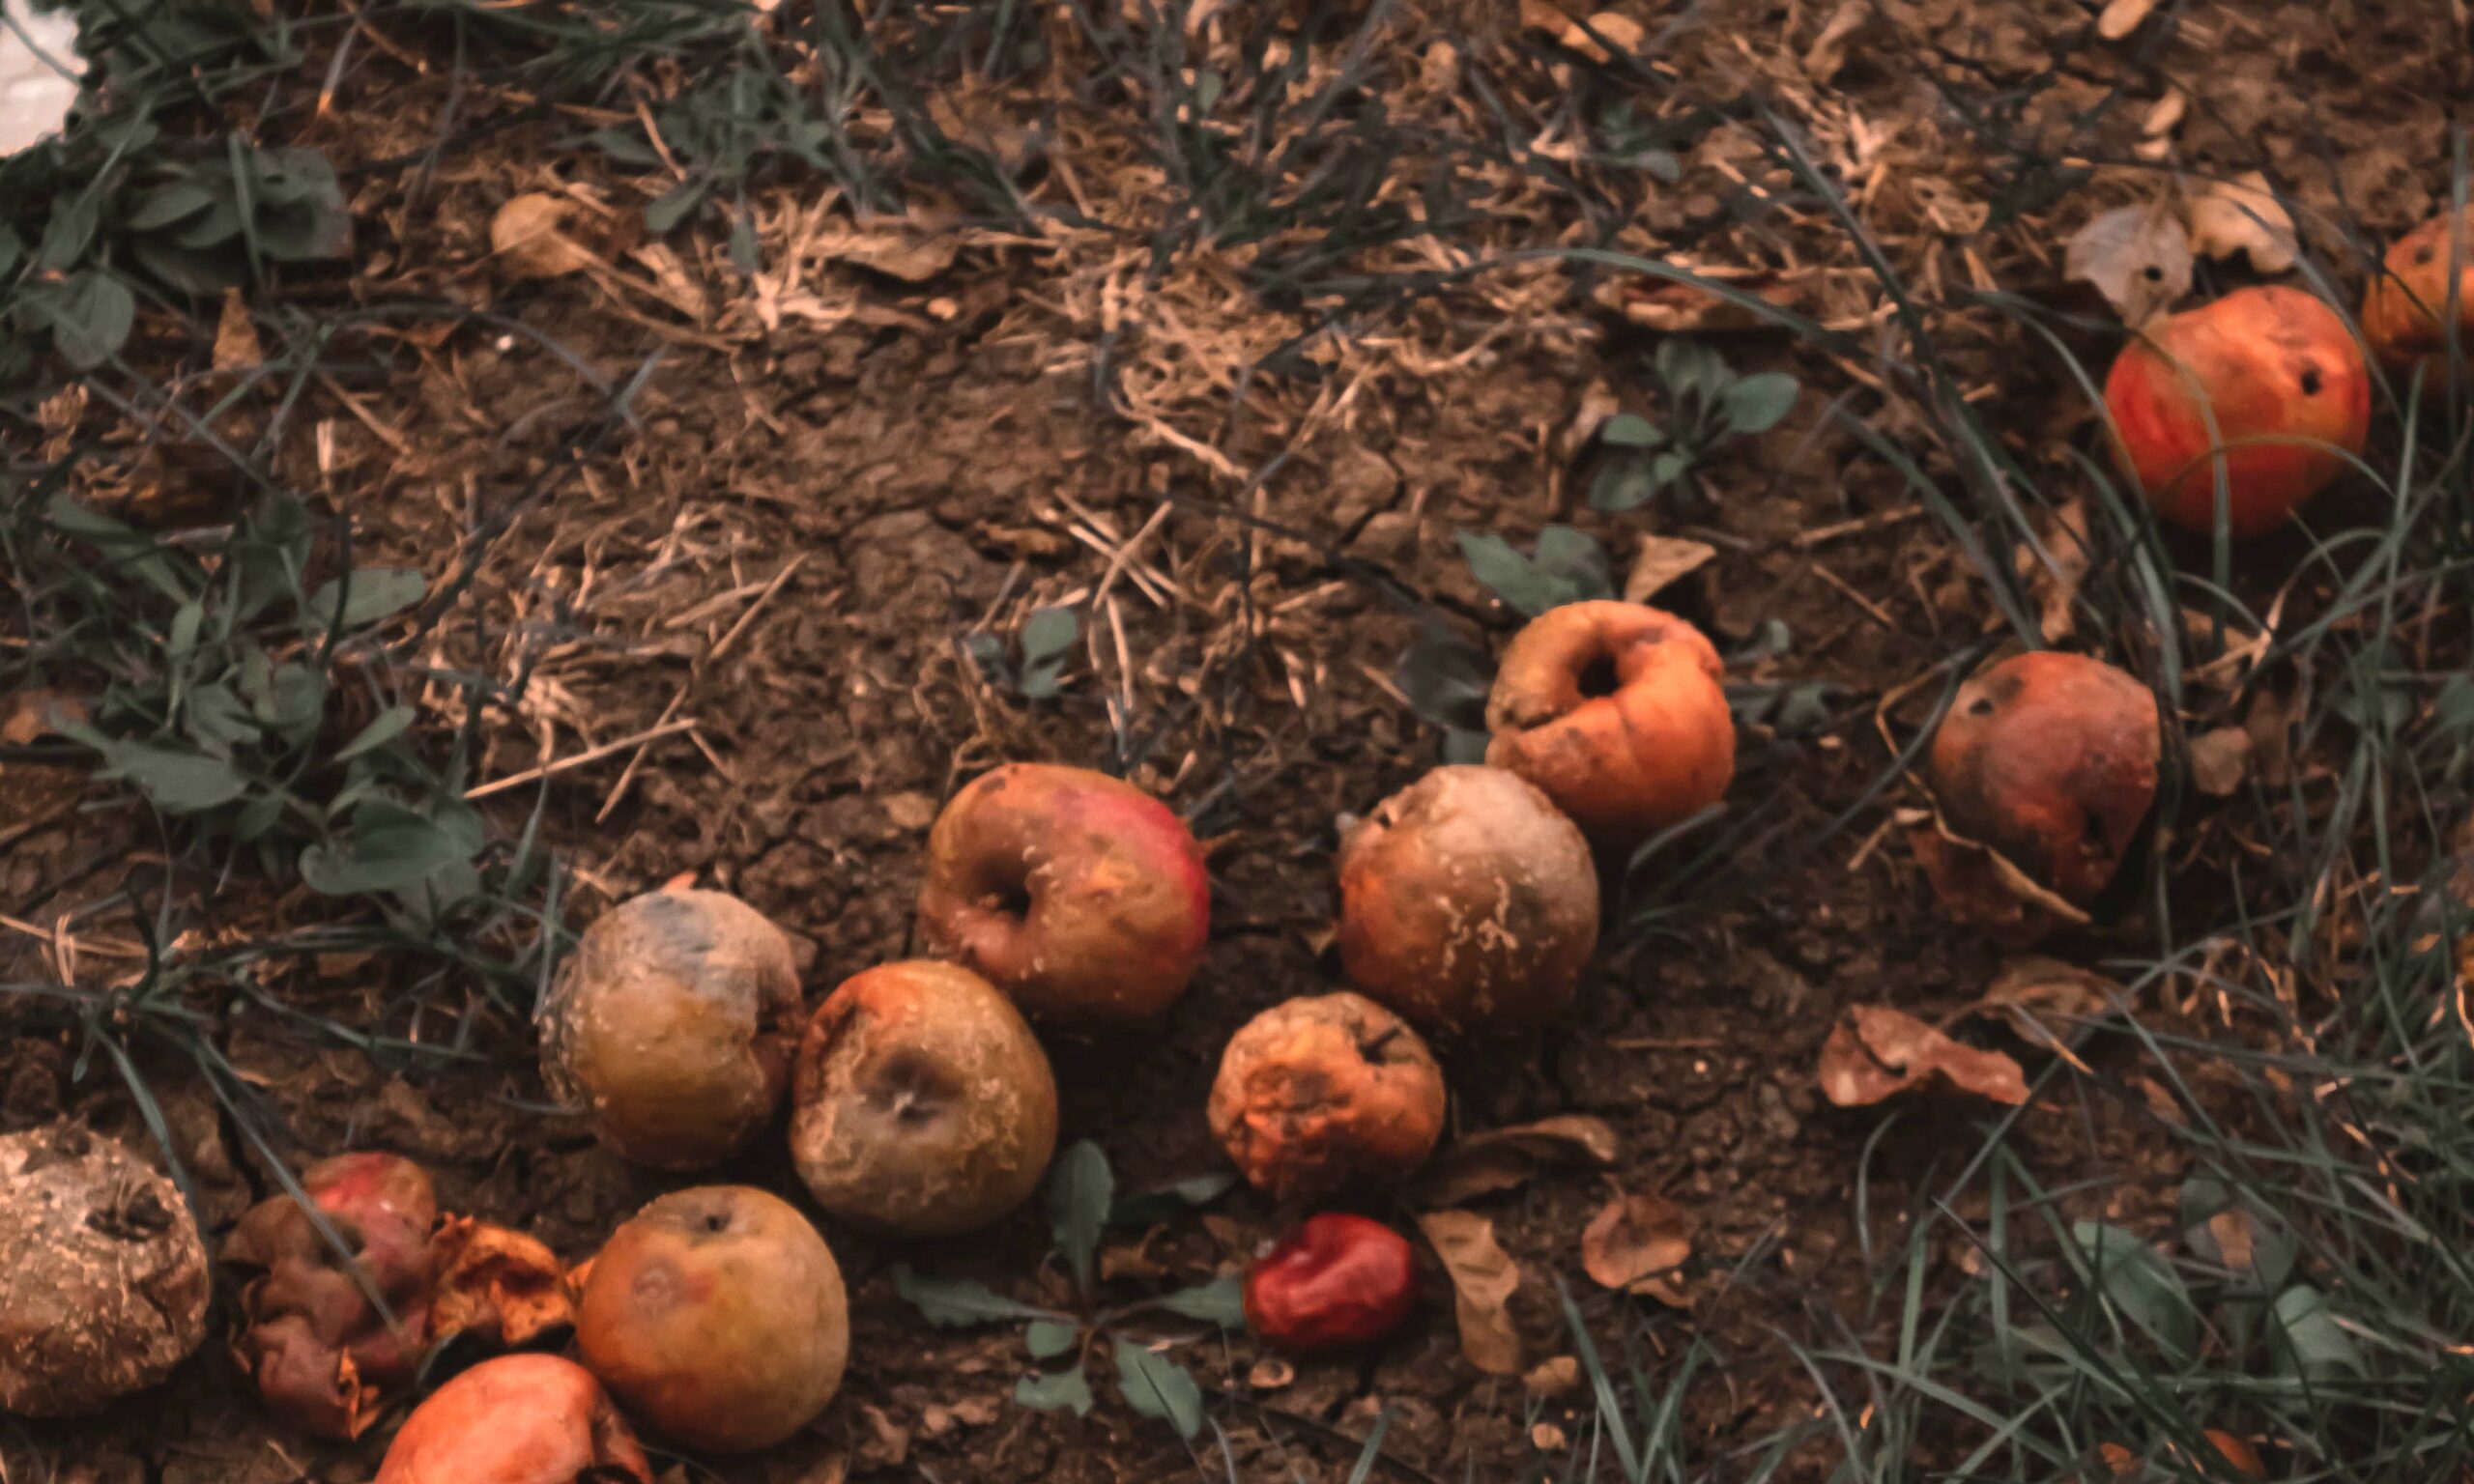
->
1968;697;1997;718
2142;265;2163;282
992;881;1033;919
1575;653;1621;699
2299;366;2323;395
701;1211;729;1234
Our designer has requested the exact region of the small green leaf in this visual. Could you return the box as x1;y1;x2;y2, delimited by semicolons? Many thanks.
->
0;224;23;278
1021;605;1079;665
1531;526;1615;602
893;1267;1063;1327
1109;1172;1238;1227
61;724;249;813
1024;1320;1081;1359
1720;372;1800;434
2070;1221;2197;1358
38;192;101;270
1591;458;1659;512
299;810;479;897
1655;338;1731;410
334;706;417;763
1154;1274;1246;1327
2266;1284;2361;1379
645;178;710;234
1111;1338;1203;1439
1396;622;1492;733
1015;1364;1095;1416
1598;412;1665;448
302;568;425;631
35;271;136;371
124;181;220;233
1048;1141;1113;1296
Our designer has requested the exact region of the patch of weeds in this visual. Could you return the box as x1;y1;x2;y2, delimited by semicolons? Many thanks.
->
965;604;1080;701
895;1141;1241;1438
1592;340;1799;513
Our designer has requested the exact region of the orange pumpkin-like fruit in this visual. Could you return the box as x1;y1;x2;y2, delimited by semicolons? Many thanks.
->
2103;285;2370;536
1483;601;1734;849
2363;205;2474;400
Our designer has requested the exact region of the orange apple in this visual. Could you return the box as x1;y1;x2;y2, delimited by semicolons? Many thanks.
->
2363;205;2474;400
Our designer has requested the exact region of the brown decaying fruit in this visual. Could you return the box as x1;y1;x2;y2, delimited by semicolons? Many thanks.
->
1483;601;1735;848
575;1185;849;1454
916;763;1210;1025
375;1354;650;1484
0;1125;209;1417
1208;992;1447;1201
536;888;804;1169
2363;206;2474;396
427;1216;575;1354
791;960;1058;1237
225;1151;436;1438
2103;285;2371;536
1337;764;1599;1035
1926;652;2159;907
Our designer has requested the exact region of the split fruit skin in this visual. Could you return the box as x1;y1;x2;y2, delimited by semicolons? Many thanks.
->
1244;1213;1418;1355
791;959;1059;1237
536;887;804;1170
0;1124;210;1417
1927;651;2160;906
1337;764;1599;1035
375;1353;650;1484
1208;991;1447;1202
2363;205;2474;399
917;763;1210;1026
1483;601;1735;849
2103;284;2370;536
225;1151;437;1438
574;1184;849;1454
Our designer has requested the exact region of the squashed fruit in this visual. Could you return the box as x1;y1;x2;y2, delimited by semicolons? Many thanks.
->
1244;1213;1418;1354
1208;992;1447;1201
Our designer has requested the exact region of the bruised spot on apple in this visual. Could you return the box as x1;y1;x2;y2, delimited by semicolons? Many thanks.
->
2103;285;2370;536
917;763;1209;1026
375;1354;650;1484
2363;205;2474;400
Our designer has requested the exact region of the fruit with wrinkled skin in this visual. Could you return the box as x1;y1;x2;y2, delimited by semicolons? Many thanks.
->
1483;602;1734;848
1337;765;1599;1035
537;888;804;1169
375;1354;650;1484
2103;285;2370;536
225;1151;436;1438
2363;206;2474;400
791;960;1058;1236
574;1185;848;1453
917;763;1210;1025
1926;652;2159;907
1244;1213;1418;1354
427;1216;575;1356
1208;992;1446;1201
0;1125;209;1416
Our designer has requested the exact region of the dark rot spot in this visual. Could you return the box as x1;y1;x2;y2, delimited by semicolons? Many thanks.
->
1968;696;1997;718
2300;365;2323;395
2418;245;2437;265
2143;265;2164;282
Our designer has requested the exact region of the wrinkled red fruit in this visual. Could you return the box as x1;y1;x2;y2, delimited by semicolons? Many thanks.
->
376;1354;650;1484
225;1152;436;1438
1244;1213;1417;1355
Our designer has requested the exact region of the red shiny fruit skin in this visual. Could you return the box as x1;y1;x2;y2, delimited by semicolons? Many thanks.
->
1243;1213;1417;1355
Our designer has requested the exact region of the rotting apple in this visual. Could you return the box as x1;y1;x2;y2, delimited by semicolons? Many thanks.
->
427;1216;575;1356
791;959;1058;1237
1925;651;2159;911
1483;601;1735;849
574;1185;848;1454
225;1151;436;1438
1337;764;1598;1036
536;887;804;1169
1244;1213;1418;1355
375;1353;650;1484
917;763;1210;1026
1208;991;1447;1201
2103;284;2370;536
2363;205;2474;399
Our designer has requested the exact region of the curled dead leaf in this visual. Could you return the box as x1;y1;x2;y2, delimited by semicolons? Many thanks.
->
2065;204;2192;328
1579;1192;1691;1307
490;193;598;280
1603;270;1826;334
1409;1115;1619;1207
1624;534;1718;604
1961;956;2120;1052
2188;726;2252;797
821;220;961;284
1818;1004;2028;1108
213;289;262;371
2186;172;2297;275
1909;814;2091;946
1413;1210;1522;1375
427;1217;574;1352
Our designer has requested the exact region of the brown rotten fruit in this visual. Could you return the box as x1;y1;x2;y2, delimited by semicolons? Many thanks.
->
1926;652;2159;909
376;1354;650;1484
791;960;1058;1237
225;1151;436;1438
536;887;803;1169
575;1185;848;1453
918;763;1210;1025
1208;992;1447;1201
1337;764;1598;1036
1484;601;1735;848
0;1124;209;1417
427;1216;575;1356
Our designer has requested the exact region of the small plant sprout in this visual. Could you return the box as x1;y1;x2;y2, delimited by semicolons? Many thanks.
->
1593;339;1800;512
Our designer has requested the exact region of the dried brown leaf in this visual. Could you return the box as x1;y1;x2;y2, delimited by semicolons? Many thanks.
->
0;688;89;745
1818;1004;2029;1108
2188;726;2252;797
1410;1115;1618;1206
1624;534;1718;604
1414;1210;1522;1375
1523;1356;1580;1398
212;289;262;371
1518;0;1636;62
2207;1208;2257;1272
1606;270;1820;333
1579;1192;1691;1307
490;193;596;280
2186;172;2297;275
2019;497;2090;642
427;1216;574;1351
2097;0;2159;39
1803;0;1868;81
1963;956;2119;1051
2065;204;2192;328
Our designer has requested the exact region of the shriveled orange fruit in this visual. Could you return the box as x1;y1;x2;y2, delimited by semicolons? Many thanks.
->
2363;205;2474;399
1207;991;1446;1201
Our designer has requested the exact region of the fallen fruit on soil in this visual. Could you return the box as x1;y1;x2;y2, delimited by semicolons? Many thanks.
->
1925;651;2159;909
2363;206;2474;397
1483;601;1734;848
0;1124;210;1416
2103;284;2370;536
574;1184;848;1453
427;1216;575;1355
375;1353;650;1484
917;762;1210;1025
536;886;804;1169
791;959;1058;1236
1208;991;1447;1201
1244;1213;1418;1354
1337;764;1599;1035
225;1151;436;1437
